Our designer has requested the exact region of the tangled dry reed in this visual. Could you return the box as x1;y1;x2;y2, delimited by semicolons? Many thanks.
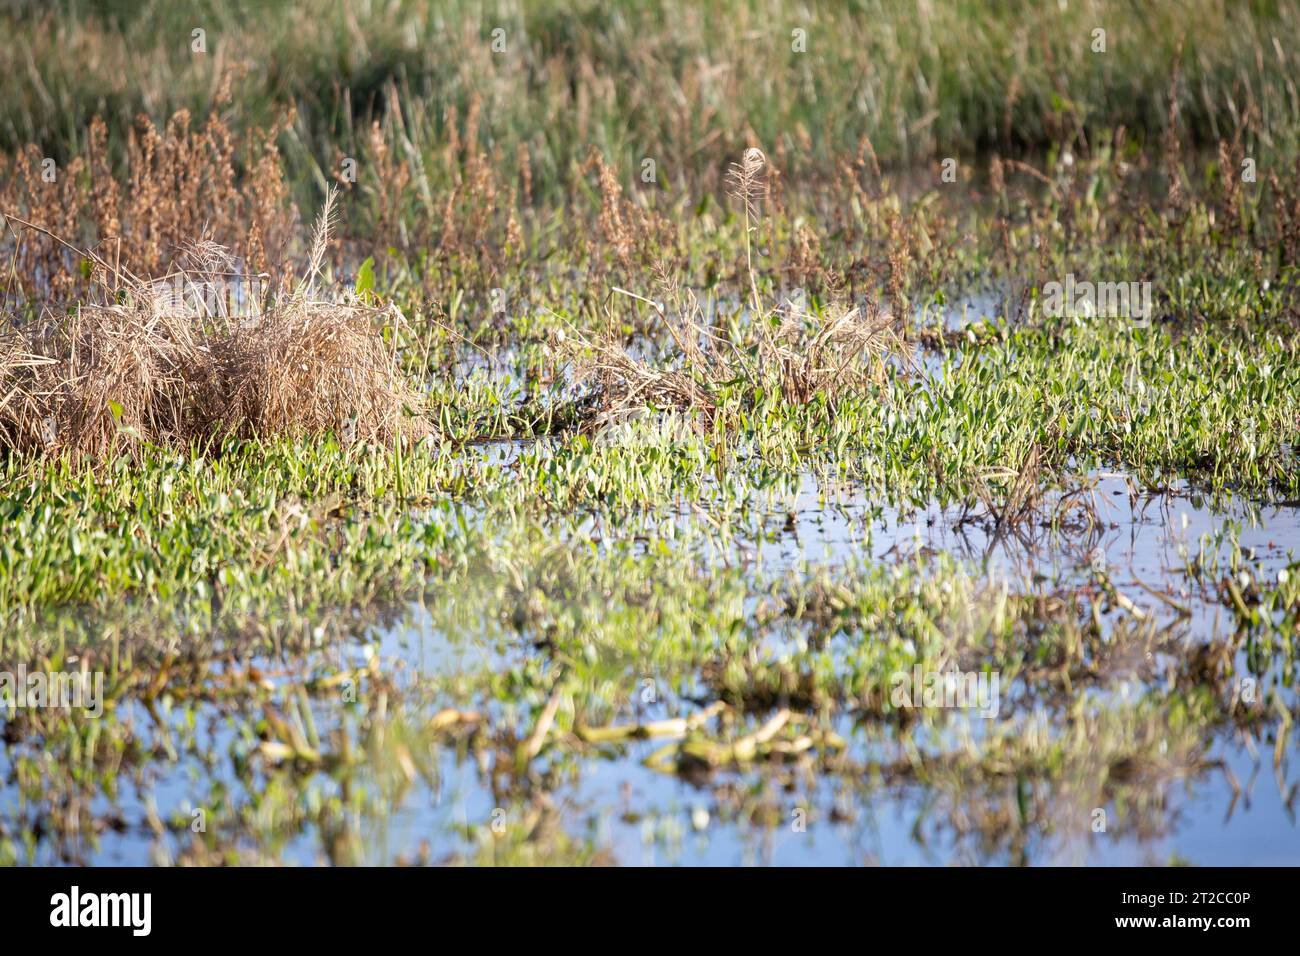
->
567;150;900;429
0;190;424;464
569;290;898;430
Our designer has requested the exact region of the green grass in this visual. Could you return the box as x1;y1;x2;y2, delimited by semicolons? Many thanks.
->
2;315;1295;625
6;0;1299;202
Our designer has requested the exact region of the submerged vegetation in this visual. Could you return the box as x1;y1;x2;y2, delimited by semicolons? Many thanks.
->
1;0;1299;866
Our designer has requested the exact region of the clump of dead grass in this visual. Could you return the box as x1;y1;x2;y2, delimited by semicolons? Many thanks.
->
564;149;900;429
566;270;898;430
0;189;425;464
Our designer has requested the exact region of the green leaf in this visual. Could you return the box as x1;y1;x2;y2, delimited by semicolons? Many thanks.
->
356;256;376;299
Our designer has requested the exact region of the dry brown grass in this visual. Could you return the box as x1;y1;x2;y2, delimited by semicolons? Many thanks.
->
761;300;898;405
0;88;298;309
568;282;898;433
566;151;900;429
0;189;424;464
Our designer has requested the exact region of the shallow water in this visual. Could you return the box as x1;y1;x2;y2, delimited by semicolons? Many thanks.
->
6;459;1295;866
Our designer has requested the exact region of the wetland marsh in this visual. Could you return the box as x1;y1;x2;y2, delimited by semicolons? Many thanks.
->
1;0;1298;868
